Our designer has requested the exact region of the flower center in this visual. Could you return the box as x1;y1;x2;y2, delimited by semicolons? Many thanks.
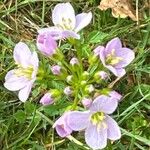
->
106;49;123;66
57;17;73;30
90;112;105;125
15;65;33;79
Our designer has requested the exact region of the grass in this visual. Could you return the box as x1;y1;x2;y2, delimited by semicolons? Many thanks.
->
0;0;150;149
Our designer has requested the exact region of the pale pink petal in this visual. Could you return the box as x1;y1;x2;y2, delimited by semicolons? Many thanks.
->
4;70;29;91
105;37;122;55
75;12;92;32
38;27;63;40
18;82;33;102
67;111;90;131
62;30;80;39
90;95;118;114
114;48;135;68
14;42;32;68
105;115;121;140
52;3;76;30
85;123;107;150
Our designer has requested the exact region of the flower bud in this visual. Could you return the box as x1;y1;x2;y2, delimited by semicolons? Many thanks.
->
81;98;92;108
51;65;61;75
85;84;95;94
64;87;73;96
40;93;54;105
66;75;73;84
94;71;108;80
37;33;57;56
81;71;89;80
70;57;79;66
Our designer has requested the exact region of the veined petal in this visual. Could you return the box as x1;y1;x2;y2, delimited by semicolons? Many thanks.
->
105;37;122;55
85;123;107;150
106;65;126;77
90;95;118;114
105;115;121;140
4;70;29;91
14;42;32;68
18;82;33;102
38;27;63;40
114;48;135;68
75;12;92;32
52;3;76;30
53;112;72;137
62;30;80;39
67;111;90;131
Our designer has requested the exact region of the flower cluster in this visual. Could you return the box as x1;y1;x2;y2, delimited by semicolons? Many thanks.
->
4;2;135;150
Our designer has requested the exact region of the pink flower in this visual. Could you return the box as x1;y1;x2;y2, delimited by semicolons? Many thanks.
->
67;95;121;150
96;37;135;77
38;3;92;40
4;42;39;102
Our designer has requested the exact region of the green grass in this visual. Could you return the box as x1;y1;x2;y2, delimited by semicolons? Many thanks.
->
0;0;150;149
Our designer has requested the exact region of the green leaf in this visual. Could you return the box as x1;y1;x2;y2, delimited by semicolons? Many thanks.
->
14;110;26;123
87;30;108;44
24;101;35;114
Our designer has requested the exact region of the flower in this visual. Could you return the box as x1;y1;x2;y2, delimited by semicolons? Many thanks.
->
53;112;72;137
98;37;135;77
37;32;57;56
38;3;92;40
81;98;92;108
51;65;61;75
67;95;121;150
40;93;54;105
109;90;122;102
4;42;39;102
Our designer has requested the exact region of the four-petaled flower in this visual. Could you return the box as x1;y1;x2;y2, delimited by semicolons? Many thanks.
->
97;37;135;77
4;42;39;102
38;3;92;40
67;95;121;150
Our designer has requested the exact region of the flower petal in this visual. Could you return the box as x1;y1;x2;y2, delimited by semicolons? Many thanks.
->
105;37;122;55
106;65;126;77
62;30;80;39
14;42;32;68
53;113;72;137
75;12;92;32
18;82;33;102
67;111;90;131
105;115;121;140
85;123;107;150
38;27;63;40
90;95;118;114
114;48;135;68
52;3;76;30
4;70;29;91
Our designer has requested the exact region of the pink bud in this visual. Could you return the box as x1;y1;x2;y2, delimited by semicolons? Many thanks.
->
81;98;92;108
99;71;108;80
37;33;57;56
51;65;61;75
40;93;54;105
64;87;72;95
70;57;79;65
